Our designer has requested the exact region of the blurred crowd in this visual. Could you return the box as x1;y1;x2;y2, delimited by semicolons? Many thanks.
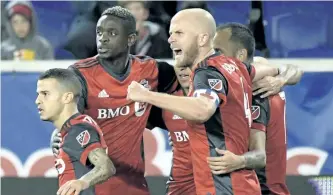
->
1;1;332;61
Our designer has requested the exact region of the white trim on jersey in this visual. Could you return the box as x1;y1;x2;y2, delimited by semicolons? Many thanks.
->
193;89;220;108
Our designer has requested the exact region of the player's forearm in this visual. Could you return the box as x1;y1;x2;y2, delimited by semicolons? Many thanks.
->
251;62;279;82
143;91;215;123
79;149;116;188
278;64;303;85
238;150;266;169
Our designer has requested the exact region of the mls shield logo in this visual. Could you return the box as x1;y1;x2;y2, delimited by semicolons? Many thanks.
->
208;79;222;91
251;106;260;120
76;130;91;147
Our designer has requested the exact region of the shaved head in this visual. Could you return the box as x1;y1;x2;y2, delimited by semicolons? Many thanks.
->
168;8;216;67
173;8;216;38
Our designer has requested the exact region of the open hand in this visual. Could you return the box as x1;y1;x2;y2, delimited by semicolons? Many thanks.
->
207;148;244;174
57;180;89;195
253;76;286;98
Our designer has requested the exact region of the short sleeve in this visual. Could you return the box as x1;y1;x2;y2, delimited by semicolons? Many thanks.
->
193;66;228;107
62;123;103;166
251;96;270;132
156;61;179;93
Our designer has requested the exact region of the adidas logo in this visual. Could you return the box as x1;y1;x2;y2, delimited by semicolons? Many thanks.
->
98;89;109;98
172;114;182;120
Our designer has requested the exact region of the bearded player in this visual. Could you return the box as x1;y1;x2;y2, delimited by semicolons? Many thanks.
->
127;8;286;194
36;68;115;195
51;6;178;195
208;22;303;195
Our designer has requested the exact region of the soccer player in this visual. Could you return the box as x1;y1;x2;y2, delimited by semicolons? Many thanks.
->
126;8;284;195
209;22;303;195
148;66;195;195
36;68;115;195
51;6;178;195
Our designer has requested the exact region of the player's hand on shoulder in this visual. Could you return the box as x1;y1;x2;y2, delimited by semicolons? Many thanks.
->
50;129;62;156
127;81;150;102
253;76;285;98
207;148;245;174
57;179;88;195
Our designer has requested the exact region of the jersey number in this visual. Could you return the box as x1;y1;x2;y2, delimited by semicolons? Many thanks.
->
240;77;251;127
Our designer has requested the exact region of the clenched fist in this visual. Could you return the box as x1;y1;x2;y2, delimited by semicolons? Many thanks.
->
127;81;150;102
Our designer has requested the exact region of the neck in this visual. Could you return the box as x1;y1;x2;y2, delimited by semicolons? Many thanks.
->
193;47;215;67
53;105;79;131
182;87;189;96
100;51;130;74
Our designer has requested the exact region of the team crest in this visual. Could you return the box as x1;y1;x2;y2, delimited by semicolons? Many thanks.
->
76;130;90;147
208;79;222;91
140;79;151;90
251;106;260;120
135;101;147;117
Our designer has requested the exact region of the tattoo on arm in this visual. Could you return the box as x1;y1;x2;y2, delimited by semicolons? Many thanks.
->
243;150;266;169
242;129;266;169
79;148;116;187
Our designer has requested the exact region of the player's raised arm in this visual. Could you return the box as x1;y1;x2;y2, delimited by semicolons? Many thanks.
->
252;57;304;97
249;61;279;82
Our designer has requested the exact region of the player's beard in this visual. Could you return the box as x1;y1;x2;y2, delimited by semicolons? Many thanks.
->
176;43;199;68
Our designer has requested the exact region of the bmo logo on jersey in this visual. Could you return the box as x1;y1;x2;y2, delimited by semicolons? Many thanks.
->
174;131;189;142
97;106;130;119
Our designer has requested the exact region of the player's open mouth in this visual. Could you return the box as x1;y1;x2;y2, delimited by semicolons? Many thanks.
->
38;108;43;114
179;74;189;79
98;48;109;53
173;49;182;56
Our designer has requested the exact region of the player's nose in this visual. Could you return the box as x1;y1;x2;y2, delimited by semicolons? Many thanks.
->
168;35;175;44
99;33;109;44
35;96;41;105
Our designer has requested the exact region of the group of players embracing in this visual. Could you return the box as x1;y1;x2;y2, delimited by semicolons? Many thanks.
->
35;6;302;195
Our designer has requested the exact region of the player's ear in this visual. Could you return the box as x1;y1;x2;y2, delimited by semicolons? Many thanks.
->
63;92;74;104
198;33;209;47
128;33;137;47
236;49;247;62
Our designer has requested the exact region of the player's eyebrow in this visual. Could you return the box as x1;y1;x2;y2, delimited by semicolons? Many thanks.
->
38;90;49;94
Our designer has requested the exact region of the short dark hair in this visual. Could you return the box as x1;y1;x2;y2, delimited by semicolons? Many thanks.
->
101;6;136;35
38;68;82;102
217;22;255;62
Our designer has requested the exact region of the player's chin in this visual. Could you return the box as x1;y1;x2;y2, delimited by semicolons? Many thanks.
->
39;115;50;121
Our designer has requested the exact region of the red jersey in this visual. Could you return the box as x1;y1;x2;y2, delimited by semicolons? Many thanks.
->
70;55;178;195
162;89;195;195
55;113;107;195
188;52;260;195
251;91;290;195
